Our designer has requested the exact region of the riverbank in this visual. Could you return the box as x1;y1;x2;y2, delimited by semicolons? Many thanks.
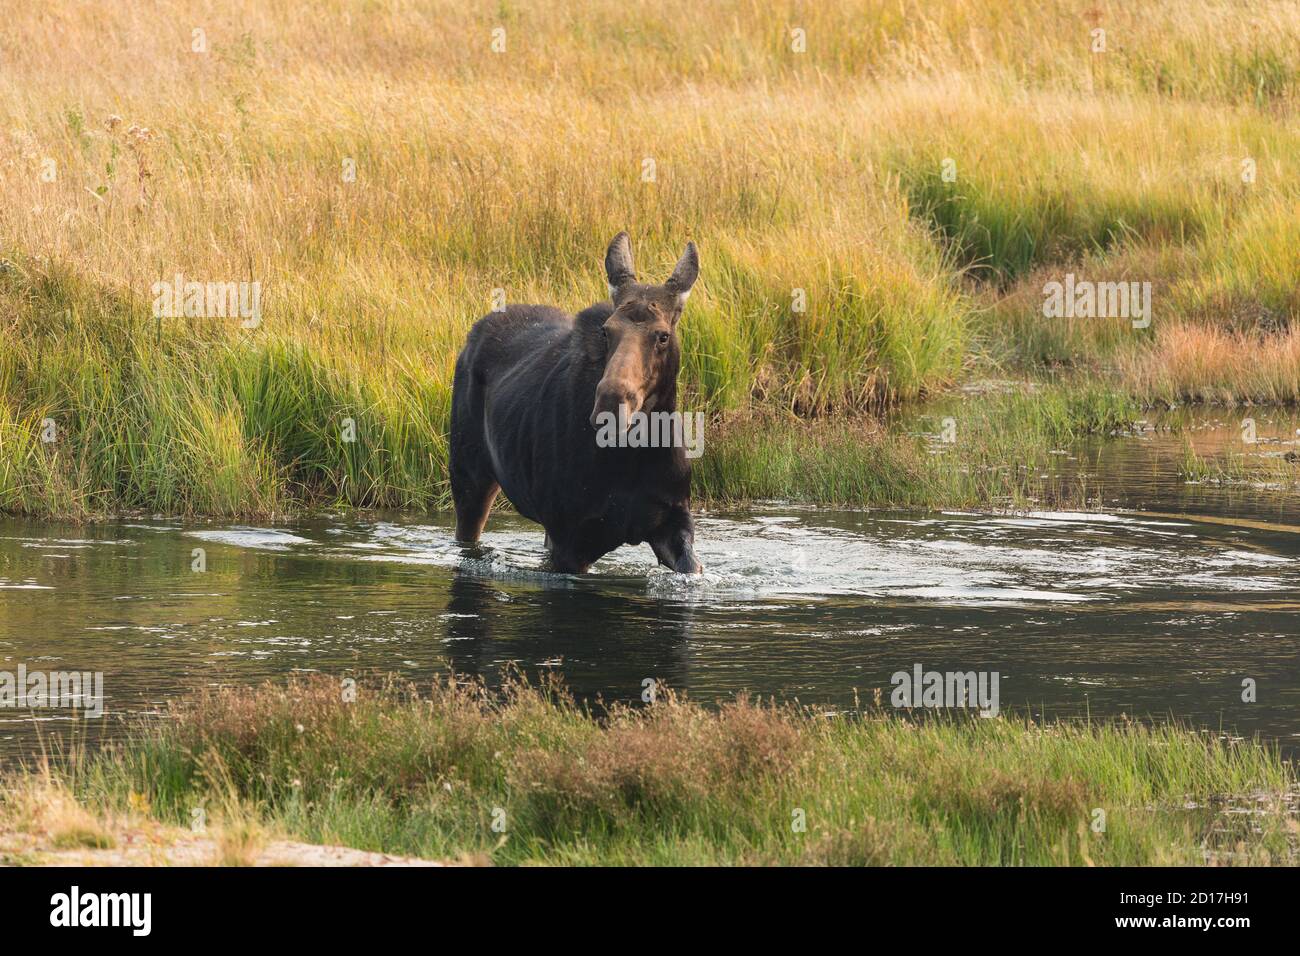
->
2;676;1295;866
4;352;1295;519
0;343;1157;518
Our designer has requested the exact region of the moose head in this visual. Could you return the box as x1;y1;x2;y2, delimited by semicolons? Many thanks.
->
589;232;698;432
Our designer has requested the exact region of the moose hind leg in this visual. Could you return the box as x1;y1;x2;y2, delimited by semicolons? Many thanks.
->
453;478;499;543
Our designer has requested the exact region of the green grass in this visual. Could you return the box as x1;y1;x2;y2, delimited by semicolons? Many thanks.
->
898;155;1209;287
18;675;1295;866
695;383;1141;508
1180;439;1300;491
0;259;1137;519
0;247;1141;519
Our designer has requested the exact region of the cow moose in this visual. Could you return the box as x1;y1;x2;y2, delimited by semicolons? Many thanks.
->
448;232;703;574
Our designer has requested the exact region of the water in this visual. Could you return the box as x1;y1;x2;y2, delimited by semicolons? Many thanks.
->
2;417;1299;762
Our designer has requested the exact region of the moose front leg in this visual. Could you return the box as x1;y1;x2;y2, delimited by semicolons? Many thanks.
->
543;533;595;574
649;508;703;574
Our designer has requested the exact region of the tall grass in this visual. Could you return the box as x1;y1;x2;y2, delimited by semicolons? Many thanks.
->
18;675;1294;866
694;382;1141;508
2;1;1300;515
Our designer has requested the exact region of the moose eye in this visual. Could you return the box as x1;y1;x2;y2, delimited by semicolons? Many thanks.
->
656;331;670;348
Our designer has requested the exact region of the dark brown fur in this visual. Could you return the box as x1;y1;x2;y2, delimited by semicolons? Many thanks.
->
448;233;702;573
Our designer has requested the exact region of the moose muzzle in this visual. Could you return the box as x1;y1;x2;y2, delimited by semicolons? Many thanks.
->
590;337;647;431
589;382;643;432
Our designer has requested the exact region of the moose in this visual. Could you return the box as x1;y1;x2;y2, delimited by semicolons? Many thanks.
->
449;233;704;574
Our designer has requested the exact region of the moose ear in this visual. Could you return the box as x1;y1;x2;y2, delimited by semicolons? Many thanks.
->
665;241;698;302
604;232;636;300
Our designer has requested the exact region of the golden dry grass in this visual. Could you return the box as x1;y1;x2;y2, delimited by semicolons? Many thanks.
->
1;1;1299;515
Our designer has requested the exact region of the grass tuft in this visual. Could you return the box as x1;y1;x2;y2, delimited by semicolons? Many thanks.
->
11;675;1293;866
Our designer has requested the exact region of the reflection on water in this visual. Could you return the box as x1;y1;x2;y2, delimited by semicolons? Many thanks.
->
0;417;1298;762
943;404;1300;524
